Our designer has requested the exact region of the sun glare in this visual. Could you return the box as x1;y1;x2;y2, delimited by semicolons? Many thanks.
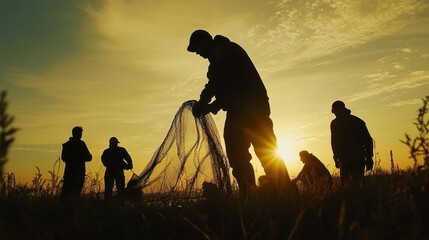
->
276;137;299;165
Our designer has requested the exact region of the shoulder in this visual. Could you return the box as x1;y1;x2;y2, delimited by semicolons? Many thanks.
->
78;140;89;147
213;35;243;55
119;147;129;153
310;154;322;162
330;118;338;127
350;115;366;125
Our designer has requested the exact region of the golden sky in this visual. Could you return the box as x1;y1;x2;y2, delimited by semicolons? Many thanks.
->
1;0;428;184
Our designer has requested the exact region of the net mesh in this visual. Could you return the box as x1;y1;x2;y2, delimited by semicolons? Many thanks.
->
127;100;232;199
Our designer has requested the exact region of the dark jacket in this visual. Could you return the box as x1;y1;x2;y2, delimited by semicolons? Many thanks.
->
295;154;332;185
330;110;373;161
61;137;92;172
199;35;269;115
101;146;133;171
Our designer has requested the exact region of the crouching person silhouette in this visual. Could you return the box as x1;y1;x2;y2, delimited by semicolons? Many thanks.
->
101;137;133;200
292;150;332;191
187;29;292;201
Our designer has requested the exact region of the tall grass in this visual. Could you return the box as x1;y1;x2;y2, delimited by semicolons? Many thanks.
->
0;95;428;239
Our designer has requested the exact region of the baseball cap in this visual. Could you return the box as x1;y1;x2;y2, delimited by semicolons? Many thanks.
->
331;100;346;113
187;29;212;52
109;137;120;144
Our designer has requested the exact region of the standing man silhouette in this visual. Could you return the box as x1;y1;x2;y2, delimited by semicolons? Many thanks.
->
60;126;92;201
187;29;291;199
101;137;133;200
330;101;374;187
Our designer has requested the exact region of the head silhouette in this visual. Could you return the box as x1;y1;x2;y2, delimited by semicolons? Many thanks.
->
109;137;120;147
299;150;310;163
331;100;350;116
72;126;83;139
187;29;213;59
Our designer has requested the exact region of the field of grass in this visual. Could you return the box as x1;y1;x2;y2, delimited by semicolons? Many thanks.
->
1;93;428;239
0;167;428;240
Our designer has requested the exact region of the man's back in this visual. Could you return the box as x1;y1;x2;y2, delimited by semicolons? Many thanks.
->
206;35;269;112
331;114;371;159
62;138;91;167
102;146;130;170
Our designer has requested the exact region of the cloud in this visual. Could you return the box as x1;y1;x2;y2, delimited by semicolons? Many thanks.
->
388;98;423;107
12;145;59;154
364;72;397;83
394;64;405;70
400;48;413;53
349;70;429;101
248;0;428;70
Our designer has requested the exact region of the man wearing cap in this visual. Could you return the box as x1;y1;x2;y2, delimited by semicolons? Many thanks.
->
292;150;332;190
101;137;133;200
60;126;92;201
186;29;292;198
330;101;374;187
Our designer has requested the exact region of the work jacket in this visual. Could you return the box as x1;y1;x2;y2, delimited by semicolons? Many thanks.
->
61;137;92;173
331;111;373;161
199;35;269;115
295;154;332;185
101;146;133;171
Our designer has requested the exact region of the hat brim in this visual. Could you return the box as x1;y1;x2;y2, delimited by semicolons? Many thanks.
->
187;44;197;52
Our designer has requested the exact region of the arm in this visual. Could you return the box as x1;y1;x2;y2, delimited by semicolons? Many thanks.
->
362;123;373;158
199;81;215;105
101;150;108;167
61;144;69;163
361;122;374;170
122;148;133;169
193;81;216;117
330;122;340;168
82;142;92;162
293;166;306;183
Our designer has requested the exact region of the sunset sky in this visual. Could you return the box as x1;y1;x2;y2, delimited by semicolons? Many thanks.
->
1;0;428;184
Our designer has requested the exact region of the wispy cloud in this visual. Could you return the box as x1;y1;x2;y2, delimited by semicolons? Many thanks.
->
248;0;428;71
12;145;59;154
400;48;413;53
349;70;429;101
388;98;423;107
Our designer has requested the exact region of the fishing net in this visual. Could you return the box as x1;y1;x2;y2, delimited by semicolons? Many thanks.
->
127;100;232;199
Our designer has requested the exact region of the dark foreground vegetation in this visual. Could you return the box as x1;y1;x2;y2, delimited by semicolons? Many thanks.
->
0;169;428;240
1;93;428;239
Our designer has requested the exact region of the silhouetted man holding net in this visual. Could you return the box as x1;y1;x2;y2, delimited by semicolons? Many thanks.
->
292;150;332;191
101;137;133;200
187;29;291;199
330;101;374;187
60;126;92;201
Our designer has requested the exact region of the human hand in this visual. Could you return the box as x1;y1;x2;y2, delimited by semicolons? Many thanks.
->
192;103;202;117
192;103;210;117
210;105;219;115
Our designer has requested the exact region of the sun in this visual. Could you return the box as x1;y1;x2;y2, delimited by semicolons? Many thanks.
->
276;137;298;165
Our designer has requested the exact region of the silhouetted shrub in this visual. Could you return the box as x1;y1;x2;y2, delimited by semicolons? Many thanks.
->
401;96;429;171
0;91;18;182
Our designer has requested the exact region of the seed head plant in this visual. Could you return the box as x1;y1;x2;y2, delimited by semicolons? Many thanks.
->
401;96;429;171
